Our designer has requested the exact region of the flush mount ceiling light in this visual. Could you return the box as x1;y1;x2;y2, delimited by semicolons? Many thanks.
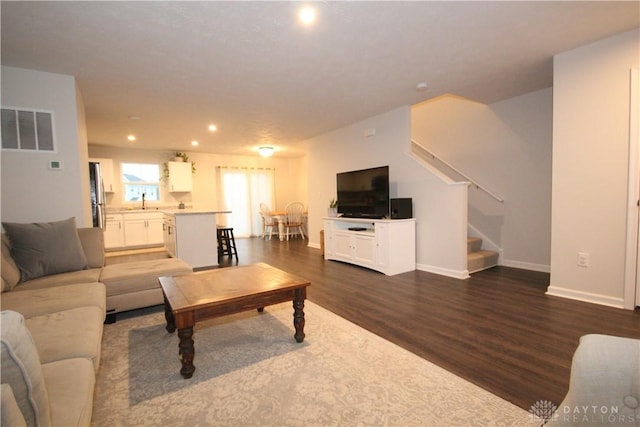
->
208;123;217;132
415;82;428;92
191;140;199;147
127;134;136;141
298;6;316;26
258;146;275;157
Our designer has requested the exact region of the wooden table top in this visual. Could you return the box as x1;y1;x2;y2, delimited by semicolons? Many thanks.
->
159;262;310;314
269;211;308;216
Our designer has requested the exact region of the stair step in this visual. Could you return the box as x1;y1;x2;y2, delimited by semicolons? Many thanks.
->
468;249;499;274
467;237;483;254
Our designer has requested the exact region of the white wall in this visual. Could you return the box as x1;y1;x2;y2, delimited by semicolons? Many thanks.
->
549;29;640;308
88;145;307;213
75;81;91;224
0;65;306;230
412;88;553;271
1;66;90;226
306;106;469;277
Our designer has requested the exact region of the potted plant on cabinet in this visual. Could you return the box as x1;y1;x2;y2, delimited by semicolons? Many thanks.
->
162;152;196;180
328;198;338;217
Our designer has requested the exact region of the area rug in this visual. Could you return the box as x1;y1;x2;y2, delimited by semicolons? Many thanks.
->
92;301;536;426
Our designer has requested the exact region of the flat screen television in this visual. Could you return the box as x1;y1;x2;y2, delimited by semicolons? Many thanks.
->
336;165;389;219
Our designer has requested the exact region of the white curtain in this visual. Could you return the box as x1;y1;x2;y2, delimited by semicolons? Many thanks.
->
216;167;275;237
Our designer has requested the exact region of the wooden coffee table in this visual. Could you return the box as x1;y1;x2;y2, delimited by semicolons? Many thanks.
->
158;262;310;378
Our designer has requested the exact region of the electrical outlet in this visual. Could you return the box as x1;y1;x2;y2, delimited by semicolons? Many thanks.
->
577;252;590;267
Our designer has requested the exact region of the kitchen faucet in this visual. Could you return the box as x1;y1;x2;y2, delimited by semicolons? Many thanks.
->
142;193;146;210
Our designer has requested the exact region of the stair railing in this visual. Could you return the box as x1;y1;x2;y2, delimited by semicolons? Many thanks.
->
411;139;504;203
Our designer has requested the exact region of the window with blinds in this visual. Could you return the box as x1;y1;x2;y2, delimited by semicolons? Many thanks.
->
1;108;55;152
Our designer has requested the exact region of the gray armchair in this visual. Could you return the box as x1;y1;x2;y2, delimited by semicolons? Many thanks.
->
549;334;639;426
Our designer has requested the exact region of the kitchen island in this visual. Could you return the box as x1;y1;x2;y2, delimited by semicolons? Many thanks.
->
162;209;231;269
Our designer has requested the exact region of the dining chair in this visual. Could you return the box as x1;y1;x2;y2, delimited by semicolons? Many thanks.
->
283;201;306;240
259;203;278;240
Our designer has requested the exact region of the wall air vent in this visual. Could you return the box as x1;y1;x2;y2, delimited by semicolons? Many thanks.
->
1;107;55;152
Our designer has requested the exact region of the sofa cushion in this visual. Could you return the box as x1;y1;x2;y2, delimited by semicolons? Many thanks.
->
1;234;21;292
2;218;88;282
100;258;192;297
26;306;104;372
0;310;52;427
553;334;640;425
42;358;95;427
77;227;105;269
1;282;106;319
15;268;101;292
1;384;27;427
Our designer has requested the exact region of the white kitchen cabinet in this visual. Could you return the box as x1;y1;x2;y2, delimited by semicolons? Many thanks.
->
123;212;164;247
147;216;164;244
323;217;415;275
123;217;147;247
163;210;228;269
167;161;193;192
163;214;177;258
104;214;124;249
89;157;115;192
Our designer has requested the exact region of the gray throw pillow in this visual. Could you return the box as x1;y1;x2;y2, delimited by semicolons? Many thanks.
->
2;217;88;282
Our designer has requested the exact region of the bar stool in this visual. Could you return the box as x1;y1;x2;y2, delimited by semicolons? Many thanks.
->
217;226;238;261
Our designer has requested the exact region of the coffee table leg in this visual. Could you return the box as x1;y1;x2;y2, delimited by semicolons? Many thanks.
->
178;327;195;379
293;289;305;343
164;296;176;333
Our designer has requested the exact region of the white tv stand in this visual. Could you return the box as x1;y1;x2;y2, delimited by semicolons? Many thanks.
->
323;217;416;275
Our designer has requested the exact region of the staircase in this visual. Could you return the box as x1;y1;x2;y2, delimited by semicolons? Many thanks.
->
467;237;499;274
409;139;503;276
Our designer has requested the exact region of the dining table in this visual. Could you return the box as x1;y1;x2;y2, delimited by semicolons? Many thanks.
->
269;210;307;241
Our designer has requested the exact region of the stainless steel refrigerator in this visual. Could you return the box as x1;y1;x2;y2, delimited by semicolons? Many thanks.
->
89;161;106;228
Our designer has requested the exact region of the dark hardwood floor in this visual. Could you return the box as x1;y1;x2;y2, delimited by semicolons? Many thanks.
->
229;237;640;410
127;237;640;411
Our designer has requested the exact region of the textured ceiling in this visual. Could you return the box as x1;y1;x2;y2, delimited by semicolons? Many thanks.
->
2;1;638;157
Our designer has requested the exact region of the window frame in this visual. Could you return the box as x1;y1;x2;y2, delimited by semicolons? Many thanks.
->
121;162;162;205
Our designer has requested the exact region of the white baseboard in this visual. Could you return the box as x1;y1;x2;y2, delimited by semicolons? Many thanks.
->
416;263;469;279
546;286;626;309
307;242;321;250
501;259;550;273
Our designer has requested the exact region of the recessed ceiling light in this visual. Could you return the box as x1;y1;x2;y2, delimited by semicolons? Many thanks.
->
127;134;136;141
208;124;217;132
416;82;428;92
298;6;316;26
128;116;141;121
258;146;275;157
191;140;199;147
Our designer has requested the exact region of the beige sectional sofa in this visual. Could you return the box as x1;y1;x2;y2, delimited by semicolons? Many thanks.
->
1;284;105;427
548;334;640;426
2;220;193;321
1;218;193;426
